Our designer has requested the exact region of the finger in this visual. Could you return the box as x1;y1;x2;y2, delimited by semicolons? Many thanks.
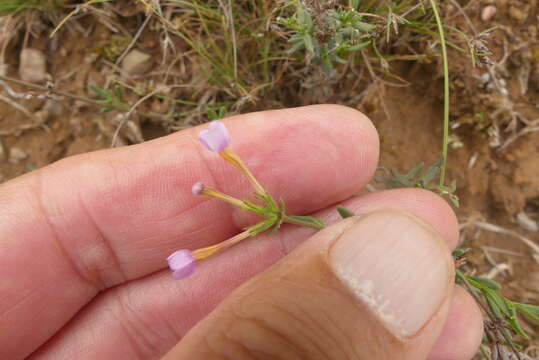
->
0;105;379;360
338;188;460;250
165;211;455;359
428;286;484;360
32;188;478;360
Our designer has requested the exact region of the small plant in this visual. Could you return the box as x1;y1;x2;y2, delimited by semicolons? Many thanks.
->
376;159;460;207
279;1;375;68
165;121;539;359
206;106;228;121
454;249;539;359
90;85;129;113
167;120;324;279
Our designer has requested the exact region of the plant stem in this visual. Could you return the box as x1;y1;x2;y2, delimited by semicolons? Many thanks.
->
428;0;450;186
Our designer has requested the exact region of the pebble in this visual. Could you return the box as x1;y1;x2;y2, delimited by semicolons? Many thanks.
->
34;110;50;123
19;48;47;83
8;147;27;164
121;50;153;75
43;100;63;117
509;6;528;23
481;5;497;22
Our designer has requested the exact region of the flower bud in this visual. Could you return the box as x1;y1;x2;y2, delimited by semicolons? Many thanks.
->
192;182;204;196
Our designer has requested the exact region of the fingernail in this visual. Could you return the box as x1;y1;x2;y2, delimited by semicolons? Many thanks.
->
329;210;452;338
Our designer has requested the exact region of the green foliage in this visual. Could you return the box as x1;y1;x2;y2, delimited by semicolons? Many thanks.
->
455;246;539;356
284;215;325;229
336;205;355;219
0;0;41;14
376;159;460;207
207;106;228;121
89;85;129;113
457;269;539;343
279;1;375;68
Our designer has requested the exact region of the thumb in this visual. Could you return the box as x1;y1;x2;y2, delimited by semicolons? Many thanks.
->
164;210;455;360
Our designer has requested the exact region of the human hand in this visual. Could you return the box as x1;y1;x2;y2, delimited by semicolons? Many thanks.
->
0;105;482;359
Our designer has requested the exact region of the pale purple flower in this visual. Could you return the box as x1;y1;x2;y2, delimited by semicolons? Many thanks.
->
199;120;230;152
167;250;196;280
192;181;204;196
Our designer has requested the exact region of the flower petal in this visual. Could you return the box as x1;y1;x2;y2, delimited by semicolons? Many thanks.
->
198;120;230;152
167;250;196;280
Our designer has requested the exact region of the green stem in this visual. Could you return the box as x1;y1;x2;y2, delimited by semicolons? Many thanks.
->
428;0;450;186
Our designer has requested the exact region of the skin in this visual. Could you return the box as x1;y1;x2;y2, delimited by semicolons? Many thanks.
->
0;105;482;359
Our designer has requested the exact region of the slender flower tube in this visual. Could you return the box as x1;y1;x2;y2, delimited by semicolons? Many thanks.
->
167;250;196;280
191;181;255;210
167;230;254;280
192;230;253;260
198;121;268;198
219;148;268;197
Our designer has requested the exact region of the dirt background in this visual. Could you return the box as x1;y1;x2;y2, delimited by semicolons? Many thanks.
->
0;0;538;356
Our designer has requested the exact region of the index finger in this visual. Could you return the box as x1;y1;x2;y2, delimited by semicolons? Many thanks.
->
0;105;379;359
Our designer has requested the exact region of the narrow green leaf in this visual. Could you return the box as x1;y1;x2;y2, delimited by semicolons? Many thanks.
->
452;247;470;259
345;40;371;52
114;84;123;99
420;158;443;186
287;41;304;54
89;85;111;100
248;219;276;236
505;300;529;339
353;21;376;32
450;179;457;192
297;6;313;29
284;215;325;229
391;169;412;187
515;303;539;325
336;206;356;219
334;55;347;64
303;34;314;53
287;34;303;43
404;161;425;180
468;276;501;291
339;27;357;37
448;193;460;207
482;289;504;319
